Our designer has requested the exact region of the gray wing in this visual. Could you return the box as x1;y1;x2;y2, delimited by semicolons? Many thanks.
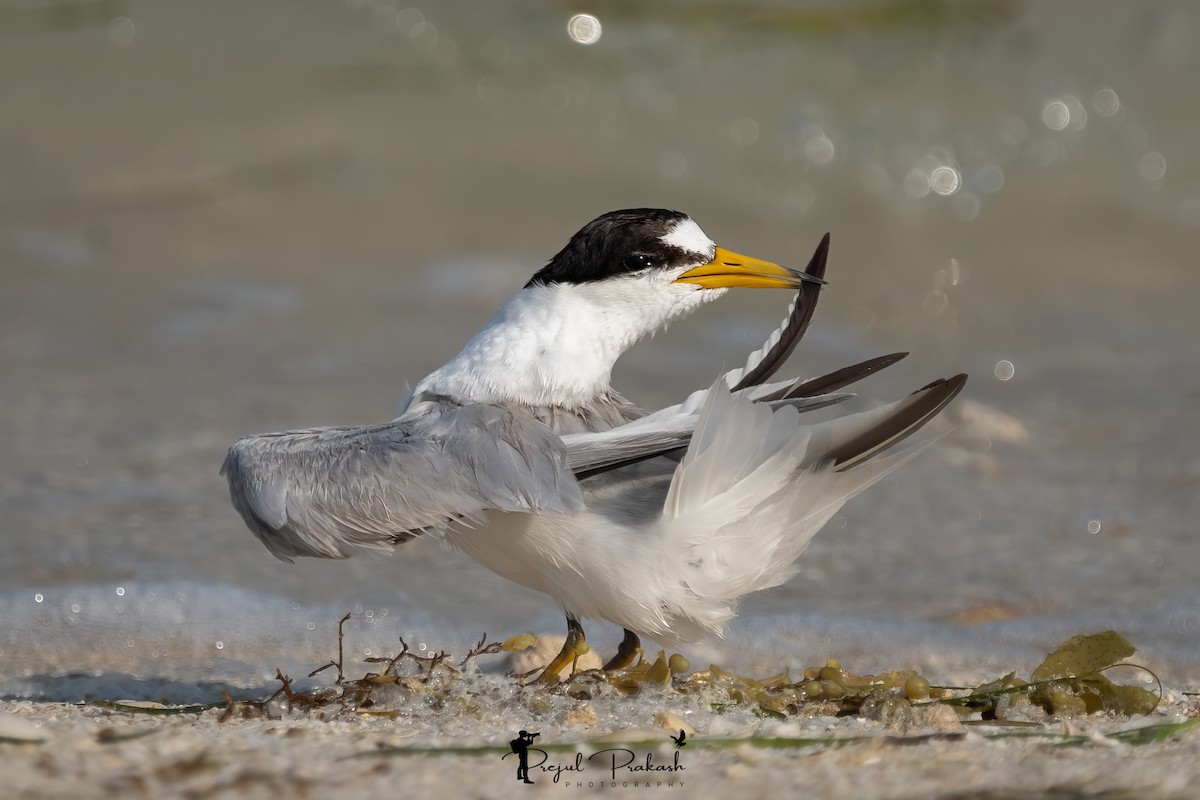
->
220;402;582;562
564;390;854;479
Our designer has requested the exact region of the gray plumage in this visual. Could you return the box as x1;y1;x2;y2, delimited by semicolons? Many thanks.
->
221;400;583;562
218;211;967;652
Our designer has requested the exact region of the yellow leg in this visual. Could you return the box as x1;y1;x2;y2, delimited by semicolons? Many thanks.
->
602;628;641;671
538;615;591;684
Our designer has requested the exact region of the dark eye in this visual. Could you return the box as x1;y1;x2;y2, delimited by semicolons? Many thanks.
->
623;253;656;271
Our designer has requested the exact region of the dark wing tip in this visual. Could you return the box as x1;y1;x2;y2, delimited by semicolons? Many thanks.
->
731;233;833;392
913;373;969;396
782;352;909;400
806;232;831;283
828;372;967;470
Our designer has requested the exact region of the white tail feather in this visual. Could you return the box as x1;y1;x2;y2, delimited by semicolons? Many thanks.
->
657;381;945;637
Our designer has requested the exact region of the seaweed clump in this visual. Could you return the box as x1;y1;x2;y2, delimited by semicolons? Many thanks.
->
89;622;1171;736
234;623;1162;724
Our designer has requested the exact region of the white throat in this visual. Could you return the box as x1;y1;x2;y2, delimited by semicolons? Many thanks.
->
410;276;720;409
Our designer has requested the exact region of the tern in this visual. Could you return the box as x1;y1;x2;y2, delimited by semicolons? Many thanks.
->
221;209;966;681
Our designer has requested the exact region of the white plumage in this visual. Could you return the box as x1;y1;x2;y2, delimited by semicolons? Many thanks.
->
222;209;965;673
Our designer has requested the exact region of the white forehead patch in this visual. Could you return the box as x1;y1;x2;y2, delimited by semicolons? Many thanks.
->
660;217;715;259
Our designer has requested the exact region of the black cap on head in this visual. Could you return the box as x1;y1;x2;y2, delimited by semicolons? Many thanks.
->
526;209;702;288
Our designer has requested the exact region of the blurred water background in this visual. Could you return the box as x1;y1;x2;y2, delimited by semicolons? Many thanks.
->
2;0;1199;701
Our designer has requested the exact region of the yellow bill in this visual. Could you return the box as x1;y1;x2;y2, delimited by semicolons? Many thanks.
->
672;247;825;289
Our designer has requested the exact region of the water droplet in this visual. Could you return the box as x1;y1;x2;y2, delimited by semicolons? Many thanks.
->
994;360;1015;381
1041;99;1070;131
418;643;427;652
922;291;949;316
930;166;961;195
903;168;931;199
1139;151;1167;181
71;604;80;613
476;76;503;105
395;8;424;37
372;4;401;32
567;13;602;45
1087;520;1102;534
409;20;438;50
307;622;316;631
34;593;43;603
115;586;125;597
215;641;225;650
977;164;1005;194
1093;86;1120;117
126;640;135;648
107;17;135;46
802;126;835;164
947;258;963;286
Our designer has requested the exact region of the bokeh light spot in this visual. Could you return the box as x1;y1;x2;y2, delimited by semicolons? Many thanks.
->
903;168;931;199
930;165;961;195
1139;151;1166;181
567;14;601;45
801;126;835;164
1093;86;1120;117
107;17;135;46
977;164;1006;194
1041;99;1070;131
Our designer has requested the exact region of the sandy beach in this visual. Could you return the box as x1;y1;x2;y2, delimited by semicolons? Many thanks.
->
3;2;1199;797
4;692;1199;799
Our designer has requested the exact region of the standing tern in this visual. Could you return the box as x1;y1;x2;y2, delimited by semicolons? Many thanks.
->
222;208;966;681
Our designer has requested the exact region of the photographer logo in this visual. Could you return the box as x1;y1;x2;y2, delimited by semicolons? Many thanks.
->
501;729;686;788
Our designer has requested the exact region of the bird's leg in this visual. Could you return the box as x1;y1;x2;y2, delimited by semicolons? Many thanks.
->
602;628;642;671
538;613;590;684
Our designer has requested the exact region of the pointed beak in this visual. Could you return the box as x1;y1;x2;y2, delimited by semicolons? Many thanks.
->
672;247;826;289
